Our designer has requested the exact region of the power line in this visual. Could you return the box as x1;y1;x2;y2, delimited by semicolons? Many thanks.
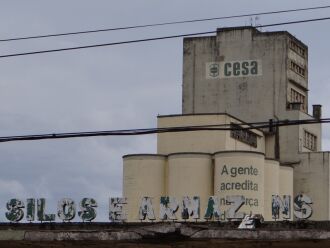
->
1;5;330;42
0;118;328;143
0;31;215;59
1;16;330;59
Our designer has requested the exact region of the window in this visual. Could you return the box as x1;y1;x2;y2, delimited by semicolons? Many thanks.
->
290;61;305;77
288;88;306;112
304;130;317;151
290;40;306;58
230;123;257;148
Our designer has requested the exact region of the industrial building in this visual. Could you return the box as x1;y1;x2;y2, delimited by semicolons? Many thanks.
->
123;26;329;221
3;26;330;248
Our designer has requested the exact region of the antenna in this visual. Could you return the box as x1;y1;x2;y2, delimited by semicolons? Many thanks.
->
255;16;262;31
250;17;254;26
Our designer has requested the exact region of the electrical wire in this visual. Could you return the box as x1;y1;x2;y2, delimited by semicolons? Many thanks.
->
0;118;328;143
0;31;215;59
1;5;330;42
1;16;330;59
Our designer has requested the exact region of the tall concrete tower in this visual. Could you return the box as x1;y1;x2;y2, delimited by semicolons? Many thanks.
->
182;27;322;161
182;27;330;220
183;26;308;122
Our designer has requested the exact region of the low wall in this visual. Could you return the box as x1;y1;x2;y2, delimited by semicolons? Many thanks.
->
1;222;330;247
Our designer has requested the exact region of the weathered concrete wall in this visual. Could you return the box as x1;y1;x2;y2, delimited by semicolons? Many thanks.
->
1;222;330;247
287;47;308;90
279;165;294;220
181;26;318;164
182;27;291;123
278;110;321;163
157;114;227;154
157;114;264;154
264;159;280;220
298;112;322;152
295;152;330;220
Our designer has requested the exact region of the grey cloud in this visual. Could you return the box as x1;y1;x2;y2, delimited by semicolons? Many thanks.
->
0;0;329;222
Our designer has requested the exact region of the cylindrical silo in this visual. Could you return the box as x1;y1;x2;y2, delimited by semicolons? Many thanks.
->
168;153;213;221
214;151;265;220
264;159;280;221
123;154;166;222
279;165;294;220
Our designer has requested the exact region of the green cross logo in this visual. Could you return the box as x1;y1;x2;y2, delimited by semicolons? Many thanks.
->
209;63;219;77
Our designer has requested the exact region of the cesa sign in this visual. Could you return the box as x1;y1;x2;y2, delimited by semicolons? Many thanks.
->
4;194;313;223
206;60;262;79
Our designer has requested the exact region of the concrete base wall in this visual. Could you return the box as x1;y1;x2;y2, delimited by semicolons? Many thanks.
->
1;222;330;247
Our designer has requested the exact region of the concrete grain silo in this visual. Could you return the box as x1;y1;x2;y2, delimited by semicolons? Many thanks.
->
279;165;294;220
167;153;213;221
214;151;265;219
264;159;280;220
123;154;166;221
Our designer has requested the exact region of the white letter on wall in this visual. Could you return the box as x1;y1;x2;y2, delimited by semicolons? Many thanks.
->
272;195;291;220
226;195;245;220
160;196;179;220
109;197;127;222
181;196;200;220
138;197;155;221
294;194;312;219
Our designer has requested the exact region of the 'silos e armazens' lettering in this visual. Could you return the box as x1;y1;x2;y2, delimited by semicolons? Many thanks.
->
4;194;313;222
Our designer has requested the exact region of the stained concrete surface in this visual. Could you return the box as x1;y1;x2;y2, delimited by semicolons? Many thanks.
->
0;221;330;247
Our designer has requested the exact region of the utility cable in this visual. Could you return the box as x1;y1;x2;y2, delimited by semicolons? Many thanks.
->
0;118;328;143
1;5;330;42
1;16;330;59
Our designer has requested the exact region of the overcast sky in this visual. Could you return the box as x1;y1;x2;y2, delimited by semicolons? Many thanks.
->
0;0;330;222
